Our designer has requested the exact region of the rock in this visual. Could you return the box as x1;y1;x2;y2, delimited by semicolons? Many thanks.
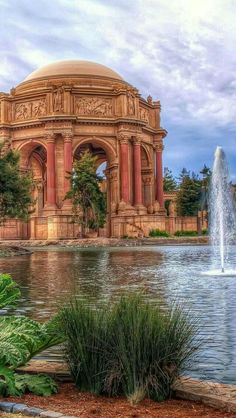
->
0;401;16;412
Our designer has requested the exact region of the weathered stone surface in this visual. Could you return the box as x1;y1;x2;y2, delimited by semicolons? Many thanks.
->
175;377;236;413
12;403;28;413
0;401;16;412
22;406;44;416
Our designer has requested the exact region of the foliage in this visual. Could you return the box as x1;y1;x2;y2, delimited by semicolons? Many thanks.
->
0;148;34;223
61;294;200;402
65;151;106;236
174;230;198;237
15;373;58;396
176;169;202;216
149;229;169;237
0;273;64;396
163;167;177;192
0;273;21;309
199;165;211;211
201;228;208;235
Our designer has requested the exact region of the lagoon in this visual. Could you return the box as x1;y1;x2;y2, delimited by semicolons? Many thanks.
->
1;245;236;384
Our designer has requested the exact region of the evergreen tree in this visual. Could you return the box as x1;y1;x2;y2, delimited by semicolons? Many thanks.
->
163;167;177;192
176;169;202;216
65;151;106;237
0;148;34;223
199;165;211;210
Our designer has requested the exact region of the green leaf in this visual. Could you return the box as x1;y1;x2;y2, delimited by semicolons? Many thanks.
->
0;365;19;396
0;274;20;309
15;373;58;396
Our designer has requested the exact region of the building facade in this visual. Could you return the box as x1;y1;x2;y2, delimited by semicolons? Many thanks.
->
0;60;198;239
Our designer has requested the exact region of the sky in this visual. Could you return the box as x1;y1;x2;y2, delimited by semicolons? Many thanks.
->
0;0;236;180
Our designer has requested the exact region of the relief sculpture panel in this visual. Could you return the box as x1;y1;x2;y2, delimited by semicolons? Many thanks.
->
15;99;46;120
139;106;149;123
75;96;113;117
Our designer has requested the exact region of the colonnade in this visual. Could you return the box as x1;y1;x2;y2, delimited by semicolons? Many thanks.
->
44;131;164;211
119;133;164;210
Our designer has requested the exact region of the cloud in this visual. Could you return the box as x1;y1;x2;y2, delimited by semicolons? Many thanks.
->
0;0;236;178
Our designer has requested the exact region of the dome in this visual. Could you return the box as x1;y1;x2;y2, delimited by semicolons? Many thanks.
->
24;60;123;82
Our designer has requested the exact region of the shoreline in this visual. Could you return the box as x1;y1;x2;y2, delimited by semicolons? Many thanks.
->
13;360;236;414
0;236;209;250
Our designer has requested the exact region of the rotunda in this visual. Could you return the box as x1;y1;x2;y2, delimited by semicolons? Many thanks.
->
0;59;167;239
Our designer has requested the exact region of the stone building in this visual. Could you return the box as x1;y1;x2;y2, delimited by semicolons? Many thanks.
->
0;60;197;239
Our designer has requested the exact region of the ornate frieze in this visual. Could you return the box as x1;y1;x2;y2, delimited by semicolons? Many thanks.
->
139;107;149;123
14;99;46;121
74;96;113;117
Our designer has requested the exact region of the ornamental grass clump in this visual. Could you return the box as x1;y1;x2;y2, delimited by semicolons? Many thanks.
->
61;295;200;402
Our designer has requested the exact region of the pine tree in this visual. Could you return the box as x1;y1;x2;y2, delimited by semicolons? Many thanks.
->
65;151;106;237
163;167;177;192
176;169;202;216
199;165;211;210
0;148;34;223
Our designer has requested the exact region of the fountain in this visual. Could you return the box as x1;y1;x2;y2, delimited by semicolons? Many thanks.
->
204;146;236;276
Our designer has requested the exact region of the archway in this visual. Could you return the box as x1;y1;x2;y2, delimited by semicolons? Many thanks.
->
73;142;111;237
17;141;47;216
141;145;153;208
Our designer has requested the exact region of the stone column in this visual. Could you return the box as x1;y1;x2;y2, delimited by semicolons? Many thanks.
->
155;141;164;208
46;133;56;207
119;134;130;204
133;136;146;213
63;131;73;195
133;136;142;206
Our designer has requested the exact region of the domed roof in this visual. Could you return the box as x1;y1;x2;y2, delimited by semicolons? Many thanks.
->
24;60;123;82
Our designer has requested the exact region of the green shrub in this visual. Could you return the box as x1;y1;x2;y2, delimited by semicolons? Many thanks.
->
61;295;200;402
201;229;208;235
0;273;64;396
149;229;169;237
174;230;198;237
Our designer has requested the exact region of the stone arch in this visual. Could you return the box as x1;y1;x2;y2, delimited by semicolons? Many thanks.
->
141;144;153;208
16;139;47;170
141;144;152;169
73;136;117;165
72;137;118;238
16;140;47;215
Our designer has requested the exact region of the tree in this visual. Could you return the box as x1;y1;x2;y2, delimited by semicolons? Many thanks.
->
0;148;34;223
199;165;212;211
176;169;202;216
65;151;107;237
163;167;177;192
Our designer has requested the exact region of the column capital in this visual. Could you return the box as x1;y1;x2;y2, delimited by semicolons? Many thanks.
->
133;134;142;145
62;130;73;142
117;132;130;144
45;131;55;143
154;141;164;152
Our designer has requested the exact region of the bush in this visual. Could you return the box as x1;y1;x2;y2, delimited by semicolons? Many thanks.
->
174;230;198;237
201;229;208;235
149;229;169;237
61;295;200;402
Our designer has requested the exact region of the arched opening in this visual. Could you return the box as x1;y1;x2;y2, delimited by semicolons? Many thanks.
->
74;142;110;237
141;146;152;208
18;142;47;216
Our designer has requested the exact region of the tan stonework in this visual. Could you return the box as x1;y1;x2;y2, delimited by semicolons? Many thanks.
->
0;59;199;239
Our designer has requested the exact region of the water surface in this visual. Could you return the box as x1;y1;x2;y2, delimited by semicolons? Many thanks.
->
1;245;236;384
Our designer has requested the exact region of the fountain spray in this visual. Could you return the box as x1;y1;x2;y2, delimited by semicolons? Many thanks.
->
209;146;236;274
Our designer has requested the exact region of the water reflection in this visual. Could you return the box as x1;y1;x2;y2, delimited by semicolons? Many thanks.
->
0;245;236;384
